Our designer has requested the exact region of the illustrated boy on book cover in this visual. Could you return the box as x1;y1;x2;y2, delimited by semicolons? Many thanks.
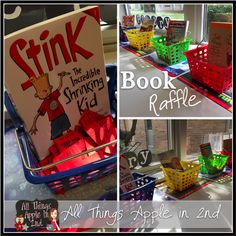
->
5;6;111;159
29;72;71;140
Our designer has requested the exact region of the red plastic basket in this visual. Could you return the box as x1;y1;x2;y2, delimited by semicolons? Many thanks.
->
221;150;232;168
184;45;232;94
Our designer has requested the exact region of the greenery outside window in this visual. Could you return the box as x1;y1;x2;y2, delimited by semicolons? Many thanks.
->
126;4;184;21
203;4;232;41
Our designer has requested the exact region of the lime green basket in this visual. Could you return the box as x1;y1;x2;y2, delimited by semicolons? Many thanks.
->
151;35;192;65
198;154;228;175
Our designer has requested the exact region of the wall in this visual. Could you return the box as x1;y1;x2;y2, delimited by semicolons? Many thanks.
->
186;120;227;154
120;120;168;155
121;120;228;157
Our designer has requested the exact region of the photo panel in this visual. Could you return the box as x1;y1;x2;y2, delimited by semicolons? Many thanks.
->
2;1;234;234
119;119;232;232
3;3;117;233
119;3;232;117
119;2;233;233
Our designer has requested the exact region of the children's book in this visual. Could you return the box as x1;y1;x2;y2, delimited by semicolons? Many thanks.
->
158;150;175;167
5;6;111;159
159;152;183;171
166;20;189;45
208;22;232;68
200;143;213;158
140;19;154;32
122;15;135;27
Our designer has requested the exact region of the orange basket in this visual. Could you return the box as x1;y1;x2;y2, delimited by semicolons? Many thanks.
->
161;161;200;191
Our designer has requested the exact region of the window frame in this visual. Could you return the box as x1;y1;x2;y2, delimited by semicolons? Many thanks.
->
202;4;209;42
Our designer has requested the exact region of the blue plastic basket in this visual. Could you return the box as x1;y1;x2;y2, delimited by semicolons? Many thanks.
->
5;65;117;194
120;173;156;201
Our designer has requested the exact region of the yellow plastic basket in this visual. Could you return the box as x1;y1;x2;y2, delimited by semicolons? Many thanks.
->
125;29;154;50
161;161;200;191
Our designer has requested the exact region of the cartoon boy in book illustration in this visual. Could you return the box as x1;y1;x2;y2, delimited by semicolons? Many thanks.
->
29;72;71;140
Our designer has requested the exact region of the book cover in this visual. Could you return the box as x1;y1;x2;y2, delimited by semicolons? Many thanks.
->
122;15;135;27
5;6;111;160
166;20;189;45
140;19;154;32
208;22;232;68
159;150;175;168
200;143;213;158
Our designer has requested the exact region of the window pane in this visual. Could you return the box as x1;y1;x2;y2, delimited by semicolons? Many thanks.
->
208;4;232;23
186;120;230;155
127;4;184;20
134;120;147;151
120;120;169;155
152;120;168;154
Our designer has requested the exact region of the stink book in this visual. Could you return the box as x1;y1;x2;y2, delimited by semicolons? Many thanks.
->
5;6;111;160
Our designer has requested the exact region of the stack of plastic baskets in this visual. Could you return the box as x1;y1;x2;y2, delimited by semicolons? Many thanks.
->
125;29;154;50
184;45;232;94
120;173;156;201
161;161;200;192
5;65;117;194
151;35;192;65
198;154;228;176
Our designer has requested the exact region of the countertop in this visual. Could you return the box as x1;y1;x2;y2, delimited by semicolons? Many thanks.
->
119;47;232;118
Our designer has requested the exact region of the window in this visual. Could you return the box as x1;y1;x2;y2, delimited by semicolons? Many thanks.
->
186;120;232;157
120;119;175;179
120;120;174;159
126;4;184;20
124;4;184;33
203;4;233;41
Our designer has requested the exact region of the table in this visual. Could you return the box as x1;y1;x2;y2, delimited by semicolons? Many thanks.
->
119;47;232;118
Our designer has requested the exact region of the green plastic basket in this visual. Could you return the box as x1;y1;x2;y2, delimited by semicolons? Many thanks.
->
198;154;228;175
151;35;192;65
